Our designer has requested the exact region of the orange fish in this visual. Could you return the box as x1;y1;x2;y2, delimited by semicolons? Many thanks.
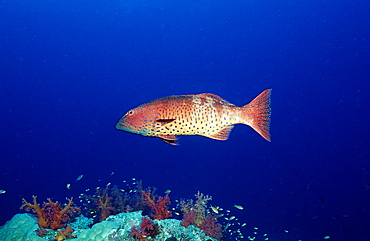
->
116;89;271;145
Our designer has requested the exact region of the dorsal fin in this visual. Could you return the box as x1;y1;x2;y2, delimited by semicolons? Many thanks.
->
205;125;234;141
196;93;234;106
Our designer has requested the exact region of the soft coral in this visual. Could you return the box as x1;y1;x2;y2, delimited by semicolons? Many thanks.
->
180;192;223;240
142;190;172;220
20;195;80;230
129;217;159;241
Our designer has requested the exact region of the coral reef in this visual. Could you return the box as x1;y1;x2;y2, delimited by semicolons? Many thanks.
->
10;181;234;240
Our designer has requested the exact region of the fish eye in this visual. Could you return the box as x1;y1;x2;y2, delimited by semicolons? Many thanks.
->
128;110;134;115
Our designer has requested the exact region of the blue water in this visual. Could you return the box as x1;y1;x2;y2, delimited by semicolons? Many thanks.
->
1;0;369;240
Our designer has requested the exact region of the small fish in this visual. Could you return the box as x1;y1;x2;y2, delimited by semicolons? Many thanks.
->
211;206;219;214
0;190;6;194
164;190;171;194
76;175;83;181
116;89;271;145
234;204;244;210
66;184;71;189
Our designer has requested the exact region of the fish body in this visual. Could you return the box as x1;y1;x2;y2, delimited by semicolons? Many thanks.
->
211;206;219;214
116;89;271;145
76;175;83;181
234;204;244;210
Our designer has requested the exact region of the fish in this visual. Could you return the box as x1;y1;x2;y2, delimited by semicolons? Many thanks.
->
211;206;219;214
234;204;244;210
76;175;83;181
116;89;271;145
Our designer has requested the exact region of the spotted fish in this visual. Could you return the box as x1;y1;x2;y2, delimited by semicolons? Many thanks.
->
116;89;271;145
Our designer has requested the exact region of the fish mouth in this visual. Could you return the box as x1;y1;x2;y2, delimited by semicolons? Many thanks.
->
115;122;124;130
115;121;128;131
115;119;137;134
115;116;127;130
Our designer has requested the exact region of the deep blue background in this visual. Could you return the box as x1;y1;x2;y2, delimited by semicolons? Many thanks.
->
1;0;369;240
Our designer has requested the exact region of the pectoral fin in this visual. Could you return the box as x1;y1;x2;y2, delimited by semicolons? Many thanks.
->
155;119;176;125
158;135;178;145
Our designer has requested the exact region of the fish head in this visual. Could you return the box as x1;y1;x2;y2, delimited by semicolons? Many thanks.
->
116;104;157;136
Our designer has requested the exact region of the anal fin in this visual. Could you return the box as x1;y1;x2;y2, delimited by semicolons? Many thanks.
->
206;125;234;141
158;135;178;145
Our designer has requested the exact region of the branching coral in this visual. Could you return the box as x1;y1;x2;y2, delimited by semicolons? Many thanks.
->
82;182;146;222
180;192;223;240
20;195;80;230
54;225;74;241
199;213;223;240
129;216;160;241
142;190;172;220
180;191;212;227
96;190;115;221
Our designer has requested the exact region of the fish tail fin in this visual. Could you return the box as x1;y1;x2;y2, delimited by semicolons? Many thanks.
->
241;89;272;141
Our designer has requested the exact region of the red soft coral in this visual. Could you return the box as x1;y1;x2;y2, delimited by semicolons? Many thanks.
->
199;213;223;240
20;196;80;230
142;190;172;220
129;217;159;241
180;192;223;240
54;225;75;241
180;192;211;227
181;209;197;227
96;192;114;221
